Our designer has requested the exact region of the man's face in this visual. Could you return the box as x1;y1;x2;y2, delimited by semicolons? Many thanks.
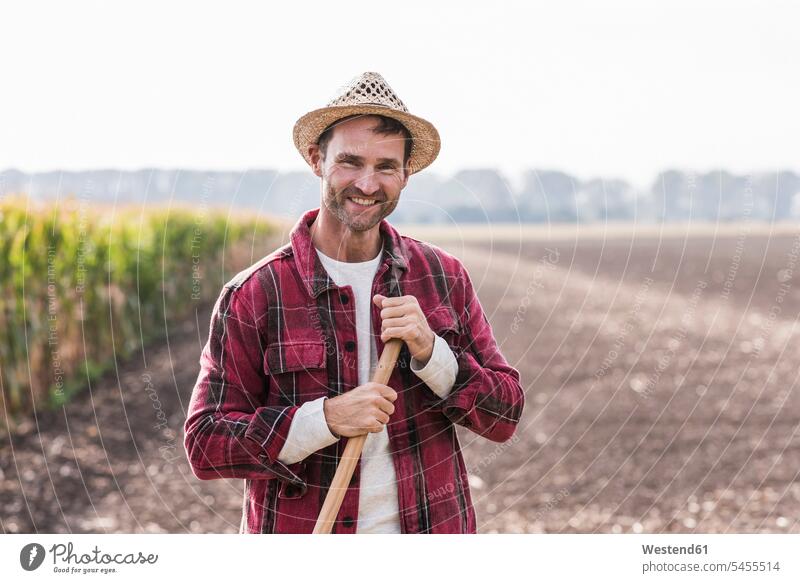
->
313;115;409;232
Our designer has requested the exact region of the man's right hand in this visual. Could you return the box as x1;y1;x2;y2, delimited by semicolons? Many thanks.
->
322;382;398;438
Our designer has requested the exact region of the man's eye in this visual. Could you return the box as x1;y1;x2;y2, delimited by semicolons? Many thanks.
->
379;166;396;173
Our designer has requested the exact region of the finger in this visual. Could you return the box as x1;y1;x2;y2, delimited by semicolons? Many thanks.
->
372;294;387;308
383;324;417;341
376;385;398;401
376;399;395;416
380;305;409;320
381;315;414;330
376;411;390;424
380;327;406;342
379;295;416;307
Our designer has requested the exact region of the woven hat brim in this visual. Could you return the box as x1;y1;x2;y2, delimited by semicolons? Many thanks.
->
293;104;440;175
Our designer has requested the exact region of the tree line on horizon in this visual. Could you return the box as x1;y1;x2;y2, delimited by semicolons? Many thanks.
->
2;167;799;225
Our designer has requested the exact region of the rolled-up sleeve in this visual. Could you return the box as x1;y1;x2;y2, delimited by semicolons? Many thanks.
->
410;333;459;399
277;397;340;465
439;265;525;443
183;284;306;489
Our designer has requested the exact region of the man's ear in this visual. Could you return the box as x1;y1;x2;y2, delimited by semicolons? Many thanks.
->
401;166;410;188
308;144;323;177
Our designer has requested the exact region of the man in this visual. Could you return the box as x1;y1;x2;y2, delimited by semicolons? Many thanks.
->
184;72;524;534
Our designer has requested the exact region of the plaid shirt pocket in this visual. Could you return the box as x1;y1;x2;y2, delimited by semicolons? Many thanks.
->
263;340;329;405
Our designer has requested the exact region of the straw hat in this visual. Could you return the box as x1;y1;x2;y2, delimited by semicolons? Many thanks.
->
293;72;440;175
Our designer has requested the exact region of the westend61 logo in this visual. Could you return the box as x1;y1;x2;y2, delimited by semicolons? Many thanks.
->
19;542;158;574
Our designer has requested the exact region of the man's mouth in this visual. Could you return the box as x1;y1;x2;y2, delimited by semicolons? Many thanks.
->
348;196;378;207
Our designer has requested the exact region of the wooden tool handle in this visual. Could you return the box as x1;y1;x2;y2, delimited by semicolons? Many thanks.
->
312;337;403;534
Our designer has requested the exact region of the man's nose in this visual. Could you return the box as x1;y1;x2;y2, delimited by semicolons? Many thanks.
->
353;169;380;196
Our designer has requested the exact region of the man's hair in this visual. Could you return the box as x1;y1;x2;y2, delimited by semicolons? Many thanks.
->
316;114;413;169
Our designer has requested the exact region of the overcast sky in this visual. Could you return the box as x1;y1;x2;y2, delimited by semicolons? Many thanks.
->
1;0;797;188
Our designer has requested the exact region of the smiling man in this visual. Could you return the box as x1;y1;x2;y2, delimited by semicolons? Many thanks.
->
184;72;524;534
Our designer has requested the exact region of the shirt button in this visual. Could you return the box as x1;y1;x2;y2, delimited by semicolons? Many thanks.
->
340;293;349;304
344;340;356;352
343;516;354;528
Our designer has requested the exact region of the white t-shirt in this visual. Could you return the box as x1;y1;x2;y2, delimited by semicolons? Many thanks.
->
277;245;458;533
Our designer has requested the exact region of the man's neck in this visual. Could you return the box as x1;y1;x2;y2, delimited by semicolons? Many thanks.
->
310;207;382;263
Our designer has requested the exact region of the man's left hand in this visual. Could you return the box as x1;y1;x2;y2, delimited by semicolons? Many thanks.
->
373;294;435;365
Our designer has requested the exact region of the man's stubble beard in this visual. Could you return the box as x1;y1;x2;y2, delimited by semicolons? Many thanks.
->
323;180;398;232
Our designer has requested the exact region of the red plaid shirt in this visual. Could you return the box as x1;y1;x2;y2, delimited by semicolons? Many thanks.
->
183;207;524;533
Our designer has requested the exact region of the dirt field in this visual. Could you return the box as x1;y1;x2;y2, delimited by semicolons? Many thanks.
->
3;224;800;533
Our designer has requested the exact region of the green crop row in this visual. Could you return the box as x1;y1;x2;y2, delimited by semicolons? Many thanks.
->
0;194;278;424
